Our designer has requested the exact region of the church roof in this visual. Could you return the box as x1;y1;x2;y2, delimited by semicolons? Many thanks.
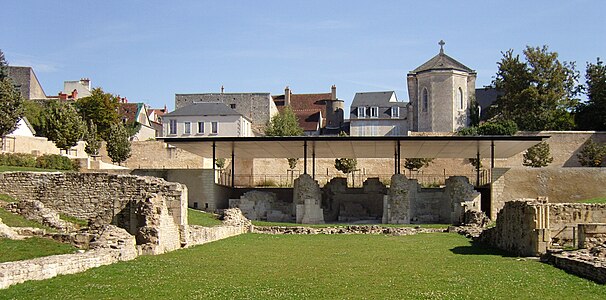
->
410;45;475;74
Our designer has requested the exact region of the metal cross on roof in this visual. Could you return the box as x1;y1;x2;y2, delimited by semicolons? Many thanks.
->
439;40;445;54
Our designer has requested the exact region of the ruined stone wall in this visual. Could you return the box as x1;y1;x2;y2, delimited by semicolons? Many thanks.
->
0;225;137;290
0;172;187;254
491;167;606;219
479;200;546;256
185;225;249;247
549;204;606;244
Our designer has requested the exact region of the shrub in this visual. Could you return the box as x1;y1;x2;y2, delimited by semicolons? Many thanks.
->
0;153;36;167
404;158;434;171
523;141;553;167
577;139;606;167
35;154;79;171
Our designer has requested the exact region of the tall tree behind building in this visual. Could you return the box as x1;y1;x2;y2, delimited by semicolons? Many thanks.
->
75;87;121;140
576;58;606;130
491;45;580;130
0;49;24;139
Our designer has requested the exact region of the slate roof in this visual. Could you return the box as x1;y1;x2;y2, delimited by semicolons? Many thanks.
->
163;102;246;118
350;91;408;120
409;51;474;74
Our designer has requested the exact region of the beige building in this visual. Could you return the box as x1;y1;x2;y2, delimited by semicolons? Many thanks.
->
162;102;252;137
407;41;476;132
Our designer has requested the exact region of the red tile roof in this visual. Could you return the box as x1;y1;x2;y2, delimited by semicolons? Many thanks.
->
118;103;140;124
273;93;331;131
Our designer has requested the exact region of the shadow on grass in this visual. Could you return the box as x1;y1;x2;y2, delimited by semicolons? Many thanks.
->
450;241;518;257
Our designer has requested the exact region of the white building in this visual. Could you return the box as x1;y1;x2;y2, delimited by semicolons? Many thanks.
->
349;91;409;136
162;102;253;137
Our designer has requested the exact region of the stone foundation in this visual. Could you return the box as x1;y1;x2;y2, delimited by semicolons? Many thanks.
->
0;225;137;290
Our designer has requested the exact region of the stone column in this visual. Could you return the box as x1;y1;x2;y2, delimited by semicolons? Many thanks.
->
293;174;324;224
383;174;412;224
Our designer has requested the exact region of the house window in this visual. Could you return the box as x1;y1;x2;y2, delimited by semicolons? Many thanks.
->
358;107;366;118
230;104;236;109
198;121;204;134
458;87;464;110
370;106;379;118
211;122;218;134
422;88;429;112
169;119;177;135
184;122;191;134
391;106;400;118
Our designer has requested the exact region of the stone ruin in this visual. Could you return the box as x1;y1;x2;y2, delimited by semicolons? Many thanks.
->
228;173;482;225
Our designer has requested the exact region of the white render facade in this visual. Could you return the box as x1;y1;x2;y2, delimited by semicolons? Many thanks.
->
163;114;252;137
350;91;410;136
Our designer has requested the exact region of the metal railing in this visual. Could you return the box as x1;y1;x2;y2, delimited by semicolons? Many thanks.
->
219;169;489;188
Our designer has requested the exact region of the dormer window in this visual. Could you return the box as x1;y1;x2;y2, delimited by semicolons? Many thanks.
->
370;107;379;118
391;106;400;118
358;107;366;118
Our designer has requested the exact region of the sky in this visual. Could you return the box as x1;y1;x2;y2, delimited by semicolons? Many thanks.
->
2;1;605;111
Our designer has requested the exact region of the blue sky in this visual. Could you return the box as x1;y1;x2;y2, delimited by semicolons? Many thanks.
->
2;1;604;110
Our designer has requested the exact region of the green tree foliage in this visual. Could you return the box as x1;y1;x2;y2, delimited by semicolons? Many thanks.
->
0;78;24;138
264;106;304;136
491;46;580;131
457;120;518;136
75;88;120;140
403;158;434;172
577;139;606;167
106;123;131;165
523;141;553;167
287;158;298;170
334;157;357;174
44;101;85;151
22;101;46;136
84;120;101;156
215;158;226;169
265;106;304;169
0;50;24;138
576;58;606;130
0;49;7;80
334;131;357;175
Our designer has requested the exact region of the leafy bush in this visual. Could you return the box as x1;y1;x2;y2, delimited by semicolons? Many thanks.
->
404;158;434;171
457;120;518;136
0;153;36;167
35;154;79;171
523;141;553;167
577;139;606;167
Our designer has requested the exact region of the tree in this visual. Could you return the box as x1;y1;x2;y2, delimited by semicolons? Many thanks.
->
44;101;86;151
334;131;357;176
106;123;131;165
457;120;518;136
0;49;24;139
265;106;304;170
523;141;553;167
264;106;304;136
75;87;121;140
491;45;580;131
576;58;606;130
403;158;433;172
22;100;46;135
577;139;606;167
84;120;101;156
0;49;8;80
215;158;226;169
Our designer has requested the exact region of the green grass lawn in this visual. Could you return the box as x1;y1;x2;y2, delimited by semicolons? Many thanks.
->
187;208;223;227
3;233;605;299
0;207;53;230
0;237;77;263
580;197;606;204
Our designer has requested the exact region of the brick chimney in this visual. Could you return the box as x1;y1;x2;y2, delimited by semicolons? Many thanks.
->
285;86;291;106
331;85;337;100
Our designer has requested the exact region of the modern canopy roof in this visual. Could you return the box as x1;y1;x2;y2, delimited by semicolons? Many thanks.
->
158;135;549;160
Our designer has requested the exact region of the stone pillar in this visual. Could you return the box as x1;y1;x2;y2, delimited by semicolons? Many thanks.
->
383;174;412;224
444;176;481;225
293;174;324;224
